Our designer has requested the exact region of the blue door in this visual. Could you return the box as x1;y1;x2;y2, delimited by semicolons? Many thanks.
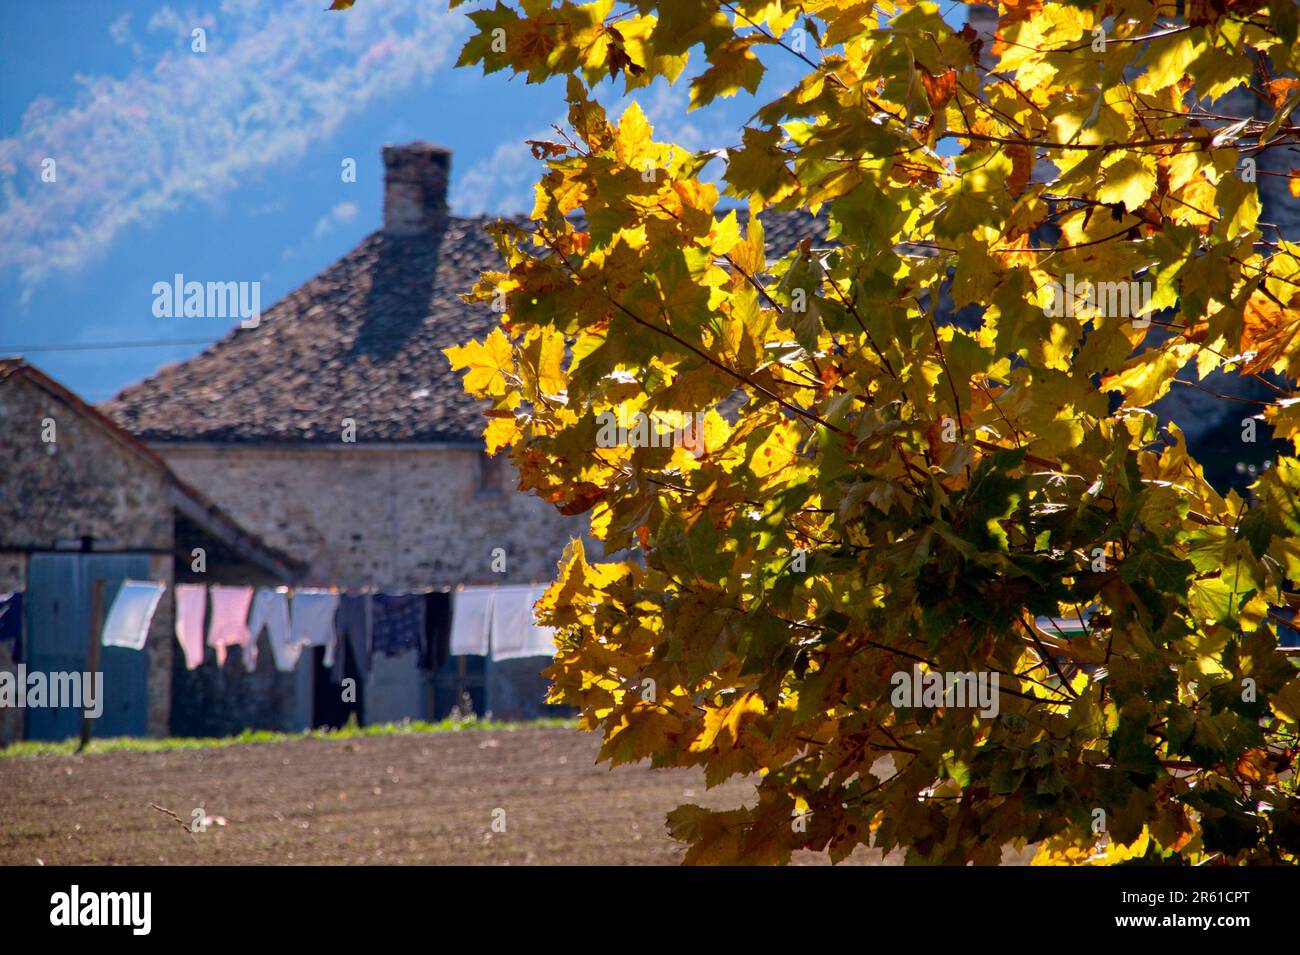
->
25;553;153;740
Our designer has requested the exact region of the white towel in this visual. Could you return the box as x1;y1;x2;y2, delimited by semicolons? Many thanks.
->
247;588;292;672
523;584;558;658
290;590;339;667
490;585;536;661
450;587;492;656
101;580;165;650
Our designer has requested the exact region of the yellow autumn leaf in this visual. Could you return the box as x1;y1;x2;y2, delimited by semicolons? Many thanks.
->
1097;155;1157;212
1102;342;1198;407
483;415;520;455
690;691;765;754
521;326;568;396
1239;290;1300;375
443;327;515;397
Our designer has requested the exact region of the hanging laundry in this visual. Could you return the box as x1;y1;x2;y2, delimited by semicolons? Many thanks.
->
173;584;207;670
0;592;22;648
490;585;536;662
247;588;292;672
290;589;339;666
450;587;492;656
523;584;558;658
208;585;254;667
101;580;166;650
332;594;372;685
422;591;452;671
0;592;24;664
371;593;425;658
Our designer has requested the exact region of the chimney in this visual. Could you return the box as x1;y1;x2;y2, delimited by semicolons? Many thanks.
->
382;142;451;236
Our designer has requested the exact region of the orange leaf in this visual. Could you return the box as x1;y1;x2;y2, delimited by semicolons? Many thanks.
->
919;64;958;110
1007;144;1034;197
994;0;1044;55
1235;747;1273;784
1239;291;1300;375
1265;78;1300;108
557;483;606;515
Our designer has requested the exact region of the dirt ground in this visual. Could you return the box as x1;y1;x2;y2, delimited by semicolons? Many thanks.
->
0;727;888;865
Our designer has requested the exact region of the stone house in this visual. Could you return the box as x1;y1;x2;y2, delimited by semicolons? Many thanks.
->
0;358;301;745
102;144;583;721
101;143;822;722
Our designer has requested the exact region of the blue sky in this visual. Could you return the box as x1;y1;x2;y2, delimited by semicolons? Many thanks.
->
0;0;966;403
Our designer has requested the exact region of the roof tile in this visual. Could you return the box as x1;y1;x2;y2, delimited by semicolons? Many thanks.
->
102;211;825;443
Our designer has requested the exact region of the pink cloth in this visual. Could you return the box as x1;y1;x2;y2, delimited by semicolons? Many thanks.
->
174;584;207;670
207;586;253;667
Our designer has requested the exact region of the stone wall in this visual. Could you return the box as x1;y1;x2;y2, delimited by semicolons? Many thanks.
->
0;552;24;594
0;374;173;553
156;444;583;589
157;443;586;721
0;371;176;744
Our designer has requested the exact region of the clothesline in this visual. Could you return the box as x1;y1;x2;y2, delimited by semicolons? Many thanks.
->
171;581;555;595
85;581;559;674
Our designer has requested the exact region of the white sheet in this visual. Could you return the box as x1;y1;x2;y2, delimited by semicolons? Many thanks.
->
450;587;493;656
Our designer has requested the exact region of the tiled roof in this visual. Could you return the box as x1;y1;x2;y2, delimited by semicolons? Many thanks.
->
101;211;826;445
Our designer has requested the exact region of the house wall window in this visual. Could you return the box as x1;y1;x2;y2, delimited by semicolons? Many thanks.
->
477;451;503;495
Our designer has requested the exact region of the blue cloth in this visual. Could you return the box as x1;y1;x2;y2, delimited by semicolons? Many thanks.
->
370;594;425;658
332;594;372;684
0;593;22;661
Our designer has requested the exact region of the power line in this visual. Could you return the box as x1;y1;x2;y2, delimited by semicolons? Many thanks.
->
0;338;221;353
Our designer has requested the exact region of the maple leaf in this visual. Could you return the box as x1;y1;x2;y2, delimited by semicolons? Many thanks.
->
918;63;958;111
1266;77;1300;108
443;327;516;397
690;691;765;754
1097;155;1157;212
1239;291;1300;375
1006;143;1034;197
690;37;764;110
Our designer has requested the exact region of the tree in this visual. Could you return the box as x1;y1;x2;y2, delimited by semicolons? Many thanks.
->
425;0;1300;863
